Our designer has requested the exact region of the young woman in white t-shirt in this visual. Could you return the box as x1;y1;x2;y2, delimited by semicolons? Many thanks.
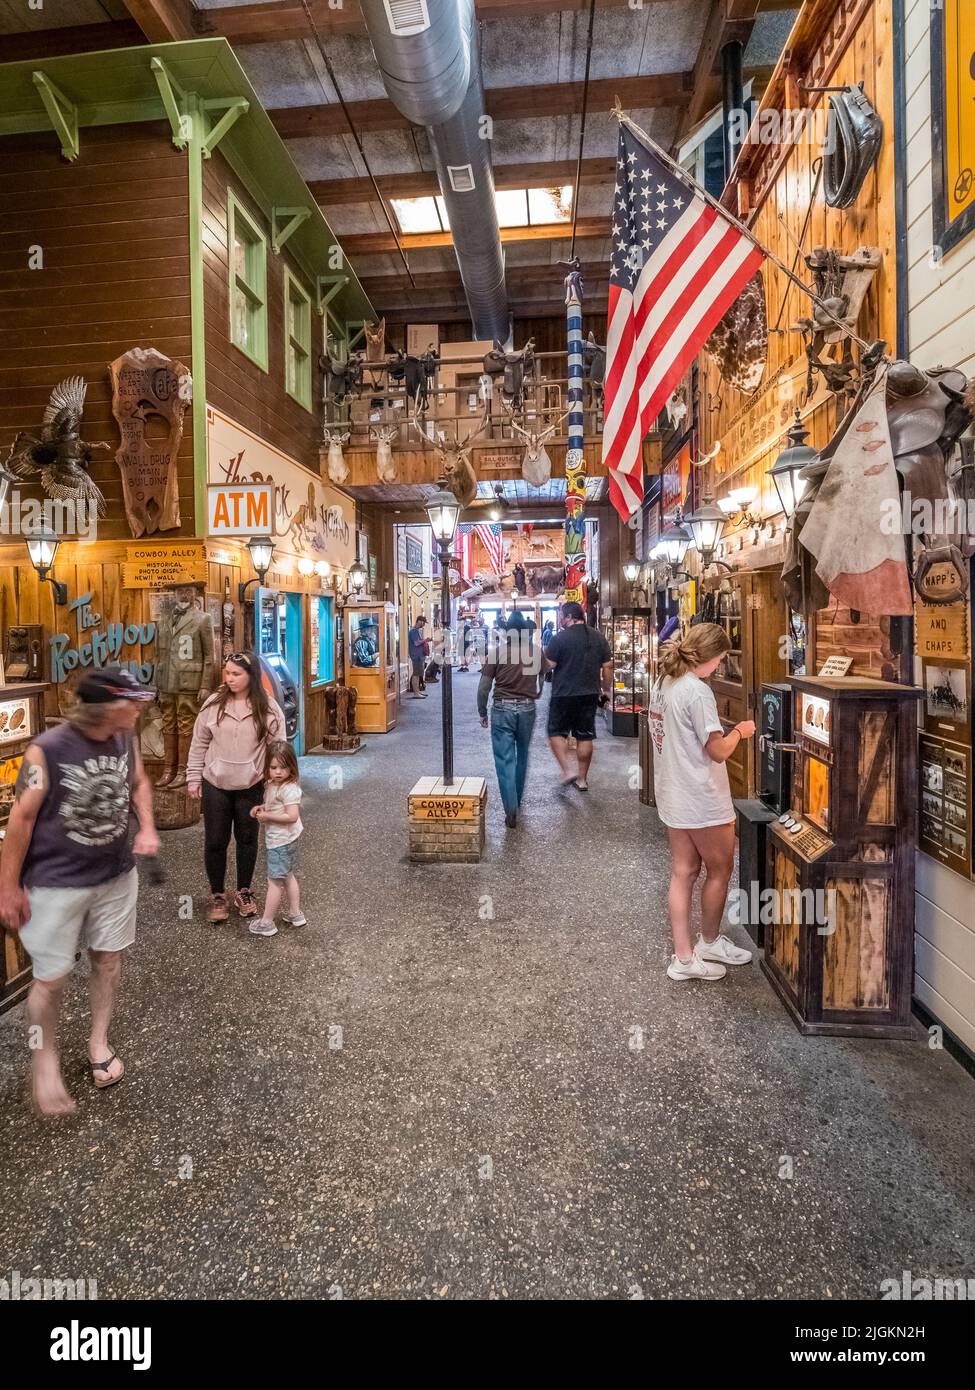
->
649;623;756;982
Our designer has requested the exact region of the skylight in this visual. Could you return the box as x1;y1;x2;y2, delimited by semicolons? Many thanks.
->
391;186;573;235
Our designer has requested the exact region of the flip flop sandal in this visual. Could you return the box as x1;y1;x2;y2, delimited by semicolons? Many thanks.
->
89;1052;125;1090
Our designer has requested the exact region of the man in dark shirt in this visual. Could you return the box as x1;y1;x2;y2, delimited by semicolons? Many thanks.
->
477;611;541;828
407;616;429;697
0;668;158;1116
543;600;613;793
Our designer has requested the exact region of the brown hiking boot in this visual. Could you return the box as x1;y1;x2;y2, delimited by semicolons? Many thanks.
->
208;892;230;922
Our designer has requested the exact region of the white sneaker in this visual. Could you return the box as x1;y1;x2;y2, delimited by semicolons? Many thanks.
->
283;911;307;927
248;919;278;937
666;952;726;982
696;933;753;966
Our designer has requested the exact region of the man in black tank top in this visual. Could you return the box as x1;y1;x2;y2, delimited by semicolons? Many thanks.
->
0;668;158;1117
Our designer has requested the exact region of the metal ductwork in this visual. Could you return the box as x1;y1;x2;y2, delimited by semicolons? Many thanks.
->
360;0;509;341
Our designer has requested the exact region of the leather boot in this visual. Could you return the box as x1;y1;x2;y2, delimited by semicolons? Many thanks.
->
155;731;178;788
168;732;192;790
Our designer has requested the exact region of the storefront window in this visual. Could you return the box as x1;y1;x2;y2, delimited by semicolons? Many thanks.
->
284;269;312;411
310;595;334;686
228;192;268;370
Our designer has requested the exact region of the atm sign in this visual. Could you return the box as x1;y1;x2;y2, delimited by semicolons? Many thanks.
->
207;483;274;537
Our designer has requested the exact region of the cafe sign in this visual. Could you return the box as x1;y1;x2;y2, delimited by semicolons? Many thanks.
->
206;406;355;571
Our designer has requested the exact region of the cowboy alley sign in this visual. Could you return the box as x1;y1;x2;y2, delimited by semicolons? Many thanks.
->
206;406;355;572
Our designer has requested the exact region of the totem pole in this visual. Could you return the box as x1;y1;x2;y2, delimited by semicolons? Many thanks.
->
562;258;587;605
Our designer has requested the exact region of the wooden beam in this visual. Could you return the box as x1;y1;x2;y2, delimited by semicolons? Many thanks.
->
309;158;617;207
0;20;146;61
270;74;692;140
343;217;609;256
673;0;763;150
119;0;196;42
358;262;609;294
202;0;798;46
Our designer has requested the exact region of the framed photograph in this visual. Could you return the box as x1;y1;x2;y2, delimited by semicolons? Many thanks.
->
405;535;423;576
930;0;975;256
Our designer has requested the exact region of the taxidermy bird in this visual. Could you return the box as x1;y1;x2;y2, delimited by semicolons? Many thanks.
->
5;376;109;515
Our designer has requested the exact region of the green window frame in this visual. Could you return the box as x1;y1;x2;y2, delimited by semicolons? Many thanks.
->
228;191;268;370
284;268;313;411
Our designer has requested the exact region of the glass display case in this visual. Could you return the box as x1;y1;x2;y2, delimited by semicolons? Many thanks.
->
608;608;653;737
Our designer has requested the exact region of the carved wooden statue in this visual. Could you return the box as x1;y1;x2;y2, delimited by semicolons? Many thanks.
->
109;348;191;535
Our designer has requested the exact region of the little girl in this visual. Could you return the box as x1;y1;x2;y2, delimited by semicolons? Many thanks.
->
248;741;305;937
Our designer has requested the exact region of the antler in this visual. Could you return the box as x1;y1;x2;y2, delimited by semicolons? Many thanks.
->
537;407;570;445
409;407;444;456
501;399;531;442
460;407;492;454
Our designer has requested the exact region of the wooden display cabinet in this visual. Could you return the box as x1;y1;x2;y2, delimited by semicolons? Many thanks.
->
345;602;399;733
0;681;49;1012
763;676;922;1039
704;568;789;798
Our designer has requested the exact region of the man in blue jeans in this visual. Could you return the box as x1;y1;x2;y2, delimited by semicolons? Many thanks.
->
477;612;541;829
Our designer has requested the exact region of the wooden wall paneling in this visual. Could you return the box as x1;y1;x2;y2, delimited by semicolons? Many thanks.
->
0;122;196;539
201;155;324;476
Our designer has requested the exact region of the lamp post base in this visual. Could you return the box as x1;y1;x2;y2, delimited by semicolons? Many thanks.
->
407;776;487;863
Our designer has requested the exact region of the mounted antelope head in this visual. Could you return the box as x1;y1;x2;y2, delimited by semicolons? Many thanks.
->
410;407;491;508
370;424;398;484
321;428;351;485
502;403;569;489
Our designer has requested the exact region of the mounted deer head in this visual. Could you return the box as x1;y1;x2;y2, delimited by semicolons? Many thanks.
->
502;402;569;489
410;407;491;508
321;428;351;484
370;424;399;484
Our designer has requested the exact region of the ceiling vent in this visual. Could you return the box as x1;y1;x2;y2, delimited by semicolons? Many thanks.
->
448;164;476;192
383;0;430;36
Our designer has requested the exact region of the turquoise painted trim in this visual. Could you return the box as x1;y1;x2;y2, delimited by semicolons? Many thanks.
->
0;40;374;325
187;94;208;539
283;267;313;414
227;189;269;374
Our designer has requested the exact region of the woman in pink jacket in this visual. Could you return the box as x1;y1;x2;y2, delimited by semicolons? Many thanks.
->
187;652;285;923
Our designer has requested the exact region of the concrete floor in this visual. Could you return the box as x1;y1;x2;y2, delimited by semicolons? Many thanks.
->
1;677;974;1301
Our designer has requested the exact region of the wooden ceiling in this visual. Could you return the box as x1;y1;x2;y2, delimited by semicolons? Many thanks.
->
4;0;800;325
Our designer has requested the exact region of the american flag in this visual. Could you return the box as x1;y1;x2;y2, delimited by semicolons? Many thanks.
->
602;122;765;521
472;522;505;574
452;526;473;582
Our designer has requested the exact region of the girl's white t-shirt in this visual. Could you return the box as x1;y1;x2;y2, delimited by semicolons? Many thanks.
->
648;672;734;829
263;781;303;847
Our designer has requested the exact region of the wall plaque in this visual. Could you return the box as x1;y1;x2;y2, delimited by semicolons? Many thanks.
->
122;543;208;590
109;348;191;537
914;593;969;660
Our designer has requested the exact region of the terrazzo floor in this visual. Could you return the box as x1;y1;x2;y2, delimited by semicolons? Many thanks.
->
1;677;974;1301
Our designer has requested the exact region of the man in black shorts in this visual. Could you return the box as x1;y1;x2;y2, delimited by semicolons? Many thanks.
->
543;601;612;793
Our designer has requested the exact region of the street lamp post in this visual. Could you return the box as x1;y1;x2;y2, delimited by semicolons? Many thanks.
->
425;488;462;785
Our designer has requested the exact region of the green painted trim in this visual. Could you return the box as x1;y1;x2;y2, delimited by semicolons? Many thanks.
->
188;94;208;538
201;97;248;160
149;56;188;150
316;274;348;315
0;40;374;324
283;268;313;414
272;206;311;255
31;71;78;161
227;188;269;373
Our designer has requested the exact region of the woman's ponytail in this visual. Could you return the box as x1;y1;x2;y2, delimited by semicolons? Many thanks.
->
658;622;731;679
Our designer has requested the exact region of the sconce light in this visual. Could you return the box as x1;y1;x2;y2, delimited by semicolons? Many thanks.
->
315;560;331;578
238;535;274;603
717;485;759;527
651;520;693;584
297;558;315;576
347;559;368;596
25;528;67;605
768;411;818;519
487;483;508;523
623;560;640;584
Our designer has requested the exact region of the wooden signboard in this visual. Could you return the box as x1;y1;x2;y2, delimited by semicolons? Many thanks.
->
932;0;975;254
109;348;191;537
122;543;208;590
914;594;969;661
919;733;971;877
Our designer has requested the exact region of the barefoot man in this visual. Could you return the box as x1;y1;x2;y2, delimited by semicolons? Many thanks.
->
0;667;159;1116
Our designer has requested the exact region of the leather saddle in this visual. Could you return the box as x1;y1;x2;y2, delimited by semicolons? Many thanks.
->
824;83;883;209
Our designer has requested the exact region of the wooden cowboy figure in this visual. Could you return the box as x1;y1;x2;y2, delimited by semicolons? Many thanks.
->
154;586;216;789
